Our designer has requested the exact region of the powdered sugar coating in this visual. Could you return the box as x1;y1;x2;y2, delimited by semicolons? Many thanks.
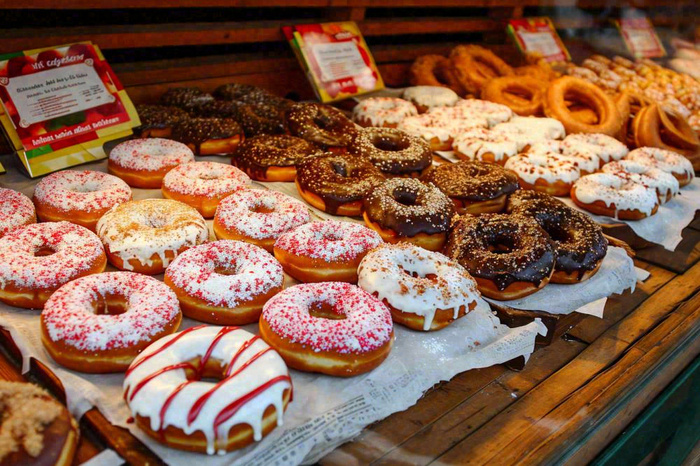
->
162;162;251;197
110;138;195;171
402;86;459;110
562;133;629;164
0;222;104;291
573;173;658;217
0;188;35;237
451;99;514;127
262;282;393;354
42;272;180;351
352;97;418;127
602;160;679;202
626;147;695;180
274;221;382;263
165;240;283;308
491;116;566;151
452;127;518;163
215;190;309;241
33;170;131;213
505;151;580;185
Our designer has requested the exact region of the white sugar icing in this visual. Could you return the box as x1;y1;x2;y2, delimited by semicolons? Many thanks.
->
572;172;658;217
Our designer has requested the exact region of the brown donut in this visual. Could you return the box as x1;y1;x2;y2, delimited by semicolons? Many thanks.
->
409;55;465;95
349;127;432;177
134;104;189;138
172;117;244;155
286;103;357;150
160;87;214;113
449;45;514;95
233;135;320;182
481;76;547;116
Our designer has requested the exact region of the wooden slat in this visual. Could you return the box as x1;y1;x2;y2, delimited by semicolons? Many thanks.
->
0;0;330;8
634;228;700;274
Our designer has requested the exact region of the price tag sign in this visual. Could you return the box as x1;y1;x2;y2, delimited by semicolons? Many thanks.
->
0;42;139;177
508;17;570;63
615;18;666;58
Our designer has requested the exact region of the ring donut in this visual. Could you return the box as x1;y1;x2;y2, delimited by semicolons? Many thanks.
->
481;76;547;116
449;45;514;95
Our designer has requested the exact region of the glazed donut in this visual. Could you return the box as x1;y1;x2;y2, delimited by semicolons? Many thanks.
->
352;97;418;128
295;153;385;216
260;282;393;376
562;133;629;167
96;199;209;274
213;83;274;103
602;160;679;203
0;381;79;466
0;188;35;238
123;325;292;454
164;240;283;325
421;160;519;214
362;178;455;251
213;189;310;252
491;116;565;151
358;243;480;331
426;105;489;128
626;147;695;187
41;272;181;373
544;76;622;136
348;127;432;177
161;161;251;218
531;140;600;175
160;87;214;113
402;86;460;113
286;103;357;150
172;117;244;155
445;213;556;300
481;76;547;116
273;220;382;283
33;170;131;232
0;222;106;309
571;173;659;220
452;128;518;165
452;99;514;126
514;62;559;82
449;45;514;95
505;190;608;284
134;104;189;138
231;102;289;137
504;149;580;196
232;135;319;182
633;105;700;161
408;55;464;95
109;138;195;189
397;112;486;151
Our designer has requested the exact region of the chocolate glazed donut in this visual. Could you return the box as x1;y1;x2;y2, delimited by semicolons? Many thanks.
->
349;127;432;177
134;104;189;138
172;117;244;155
160;87;214;113
445;213;556;300
234;135;320;181
286;103;358;149
505;190;607;284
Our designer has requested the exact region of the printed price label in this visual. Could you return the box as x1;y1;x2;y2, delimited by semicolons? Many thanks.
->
508;17;570;62
616;17;665;58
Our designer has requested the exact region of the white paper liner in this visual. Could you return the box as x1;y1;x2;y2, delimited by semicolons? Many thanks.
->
79;449;124;466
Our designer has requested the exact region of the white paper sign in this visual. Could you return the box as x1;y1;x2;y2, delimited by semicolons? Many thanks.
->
311;42;367;82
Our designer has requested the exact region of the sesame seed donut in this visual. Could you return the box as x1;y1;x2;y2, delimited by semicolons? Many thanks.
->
402;86;460;113
625;147;695;187
0;188;35;238
602;160;679;203
108;138;195;189
273;220;382;283
532;140;600;175
451;128;519;165
96;199;209;274
161;161;251;218
362;178;455;251
232;135;319;182
260;282;393;377
0;222;106;309
41;272;182;373
445;213;556;300
352;97;418;128
571;173;659;220
358;243;480;331
451;98;514;126
505;149;581;196
172;117;244;156
421;160;519;214
32;170;131;232
164;240;282;325
123;326;292;454
213;190;310;252
561;133;629;167
286;103;357;150
348;127;432;177
397;112;486;151
491;116;566;151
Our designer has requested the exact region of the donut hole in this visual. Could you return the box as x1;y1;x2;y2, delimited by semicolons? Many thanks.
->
486;235;517;254
33;245;57;257
146;214;168;229
92;294;129;316
371;135;408;152
399;265;438;281
250;204;275;214
70;181;101;193
214;264;240;276
308;301;346;320
392;189;419;207
313;113;334;130
331;161;348;177
198;173;221;181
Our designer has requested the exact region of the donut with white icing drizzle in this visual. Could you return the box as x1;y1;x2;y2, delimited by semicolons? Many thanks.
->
562;133;629;166
352;97;418;128
452;127;519;165
398;112;486;151
625;147;695;187
402;86;460;113
530;140;599;175
108;138;195;189
96;199;209;275
571;173;659;220
449;99;514;126
41;272;181;373
123;326;292;454
491;116;566;151
260;282;393;376
358;243;480;331
504;150;580;196
0;188;35;238
602;160;679;203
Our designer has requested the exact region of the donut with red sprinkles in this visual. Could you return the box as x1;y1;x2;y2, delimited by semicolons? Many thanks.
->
108;138;195;189
0;188;36;238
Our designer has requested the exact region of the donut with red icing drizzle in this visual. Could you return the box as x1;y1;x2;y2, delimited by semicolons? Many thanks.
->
108;138;195;189
260;282;393;376
123;326;292;454
0;188;35;238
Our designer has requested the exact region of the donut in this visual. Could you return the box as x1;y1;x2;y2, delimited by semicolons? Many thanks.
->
571;173;659;220
590;54;613;66
451;128;519;165
408;55;465;95
451;98;514;126
172;117;244;156
213;83;274;102
402;86;460;113
286;103;357;150
426;105;489;128
260;282;393;376
397;112;486;151
273;220;382;283
602;160;680;203
531;140;600;175
421;160;519;214
445;213;556;300
213;189;310;252
481;76;547;116
561;133;629;167
358;243;480;331
0;381;79;466
160;87;214;113
449;45;514;95
295;153;385;216
0;222;106;309
0;188;35;238
633;105;700;161
348;127;432;177
626;147;695;187
164;240;283;325
352;97;418;128
504;149;580;196
108;138;195;189
232;135;319;182
134;104;189;138
123;326;292;454
491;116;566;151
32;170;131;232
161;161;251;218
362;178;455;251
505;190;608;284
41;272;181;373
96;199;209;274
195;99;289;137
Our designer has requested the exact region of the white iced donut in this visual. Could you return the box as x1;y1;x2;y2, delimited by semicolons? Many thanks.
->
402;86;460;113
451;128;518;165
398;112;487;151
571;173;659;220
530;140;599;175
625;147;695;187
562;133;629;166
491;116;566;151
352;97;418;127
504;151;580;196
451;99;514;126
602;160;680;203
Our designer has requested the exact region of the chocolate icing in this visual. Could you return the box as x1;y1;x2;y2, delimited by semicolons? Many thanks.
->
195;97;290;136
134;104;189;134
349;127;432;175
234;135;320;179
172;117;243;154
421;160;519;202
159;87;214;113
286;103;357;148
0;409;74;466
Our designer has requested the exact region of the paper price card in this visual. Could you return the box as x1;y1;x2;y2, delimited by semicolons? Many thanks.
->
0;42;139;178
508;17;571;63
615;17;666;58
